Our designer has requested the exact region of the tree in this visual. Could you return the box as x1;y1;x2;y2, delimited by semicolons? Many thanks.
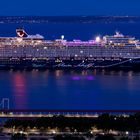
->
11;133;27;140
95;134;115;140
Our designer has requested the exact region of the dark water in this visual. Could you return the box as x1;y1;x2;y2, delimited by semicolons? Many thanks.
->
1;70;140;110
0;22;140;110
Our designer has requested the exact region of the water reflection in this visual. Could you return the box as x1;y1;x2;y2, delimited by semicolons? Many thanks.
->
71;75;95;81
12;72;27;109
55;70;63;77
5;70;140;110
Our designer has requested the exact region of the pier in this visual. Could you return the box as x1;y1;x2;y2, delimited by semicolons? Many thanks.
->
0;109;138;118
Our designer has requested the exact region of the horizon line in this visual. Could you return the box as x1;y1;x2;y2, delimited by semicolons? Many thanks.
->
0;15;139;17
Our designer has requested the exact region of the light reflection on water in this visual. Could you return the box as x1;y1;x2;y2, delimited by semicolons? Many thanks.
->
72;75;95;81
0;70;138;110
12;73;27;109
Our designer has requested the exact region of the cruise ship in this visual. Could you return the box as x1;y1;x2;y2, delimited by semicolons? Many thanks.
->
0;28;140;69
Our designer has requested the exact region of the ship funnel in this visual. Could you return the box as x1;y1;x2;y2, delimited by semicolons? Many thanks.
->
16;28;28;37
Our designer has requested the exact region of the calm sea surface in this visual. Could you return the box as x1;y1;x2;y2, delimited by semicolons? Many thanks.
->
0;22;140;110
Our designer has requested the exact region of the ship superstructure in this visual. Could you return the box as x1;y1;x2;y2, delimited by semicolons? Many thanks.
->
0;29;140;69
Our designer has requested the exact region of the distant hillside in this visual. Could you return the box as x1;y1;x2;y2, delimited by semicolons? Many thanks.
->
0;16;140;23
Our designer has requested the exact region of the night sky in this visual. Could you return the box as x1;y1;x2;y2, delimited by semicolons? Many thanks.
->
0;0;140;16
